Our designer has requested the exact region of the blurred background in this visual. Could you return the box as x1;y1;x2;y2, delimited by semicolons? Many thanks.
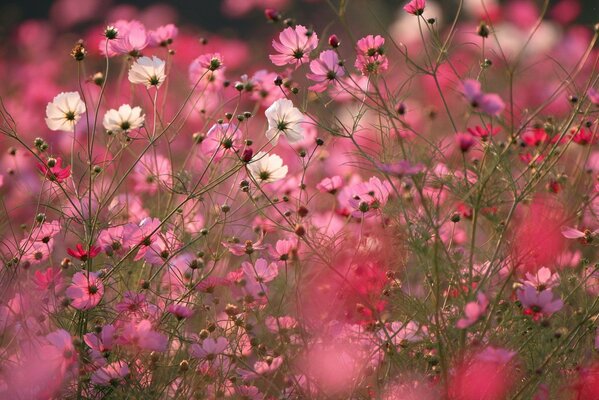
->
0;0;597;40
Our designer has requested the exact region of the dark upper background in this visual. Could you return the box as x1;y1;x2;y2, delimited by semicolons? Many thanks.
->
0;0;597;39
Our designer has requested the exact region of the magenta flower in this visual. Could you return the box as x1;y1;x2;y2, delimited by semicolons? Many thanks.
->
67;243;101;261
455;132;476;152
307;50;345;92
462;79;505;116
66;271;104;310
201;122;243;161
403;0;426;15
269;25;318;68
467;124;501;141
517;284;563;320
456;293;489;329
36;157;71;183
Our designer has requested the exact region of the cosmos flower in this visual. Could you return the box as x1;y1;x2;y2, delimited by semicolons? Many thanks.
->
403;0;426;15
45;92;86;132
128;56;166;88
66;271;104;310
265;98;304;145
462;79;505;116
270;25;318;67
307;50;345;92
247;151;288;184
103;104;145;134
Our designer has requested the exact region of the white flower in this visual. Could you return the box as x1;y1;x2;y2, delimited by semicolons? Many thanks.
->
265;98;304;145
247;151;288;184
128;56;166;88
45;92;86;132
103;104;145;134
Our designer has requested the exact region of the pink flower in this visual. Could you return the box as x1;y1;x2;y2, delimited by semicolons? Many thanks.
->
269;25;318;68
20;238;53;265
166;304;193;320
354;35;388;75
238;356;284;380
517;284;563;320
148;24;178;47
467;124;501;141
36;157;71;183
520;127;549;146
188;54;227;91
66;271;104;310
588;88;599;105
242;258;279;283
33;267;64;292
200;122;243;161
265;316;298;333
269;238;297;261
117;319;168;352
455;132;476;152
30;220;61;243
561;226;599;244
84;324;116;356
190;337;228;360
91;360;129;386
456;293;489;329
67;243;101;261
378;160;425;177
403;0;426;15
316;175;344;194
307;50;345;92
338;176;392;218
101;20;148;56
97;223;141;255
523;267;559;291
462;79;505;116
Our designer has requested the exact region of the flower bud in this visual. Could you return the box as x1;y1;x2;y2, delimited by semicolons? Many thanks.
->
328;34;340;48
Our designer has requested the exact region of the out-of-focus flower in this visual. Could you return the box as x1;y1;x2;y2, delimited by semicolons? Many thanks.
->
66;271;104;310
456;293;488;329
128;56;166;88
270;25;318;67
588;88;599;105
467;124;501;141
247;152;288;184
404;0;426;15
462;79;505;116
265;98;304;145
316;175;344;193
307;50;345;92
91;361;129;386
354;34;388;75
190;337;228;360
101;20;148;56
148;23;178;47
242;258;279;283
45;92;86;132
116;319;168;352
103;104;145;134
